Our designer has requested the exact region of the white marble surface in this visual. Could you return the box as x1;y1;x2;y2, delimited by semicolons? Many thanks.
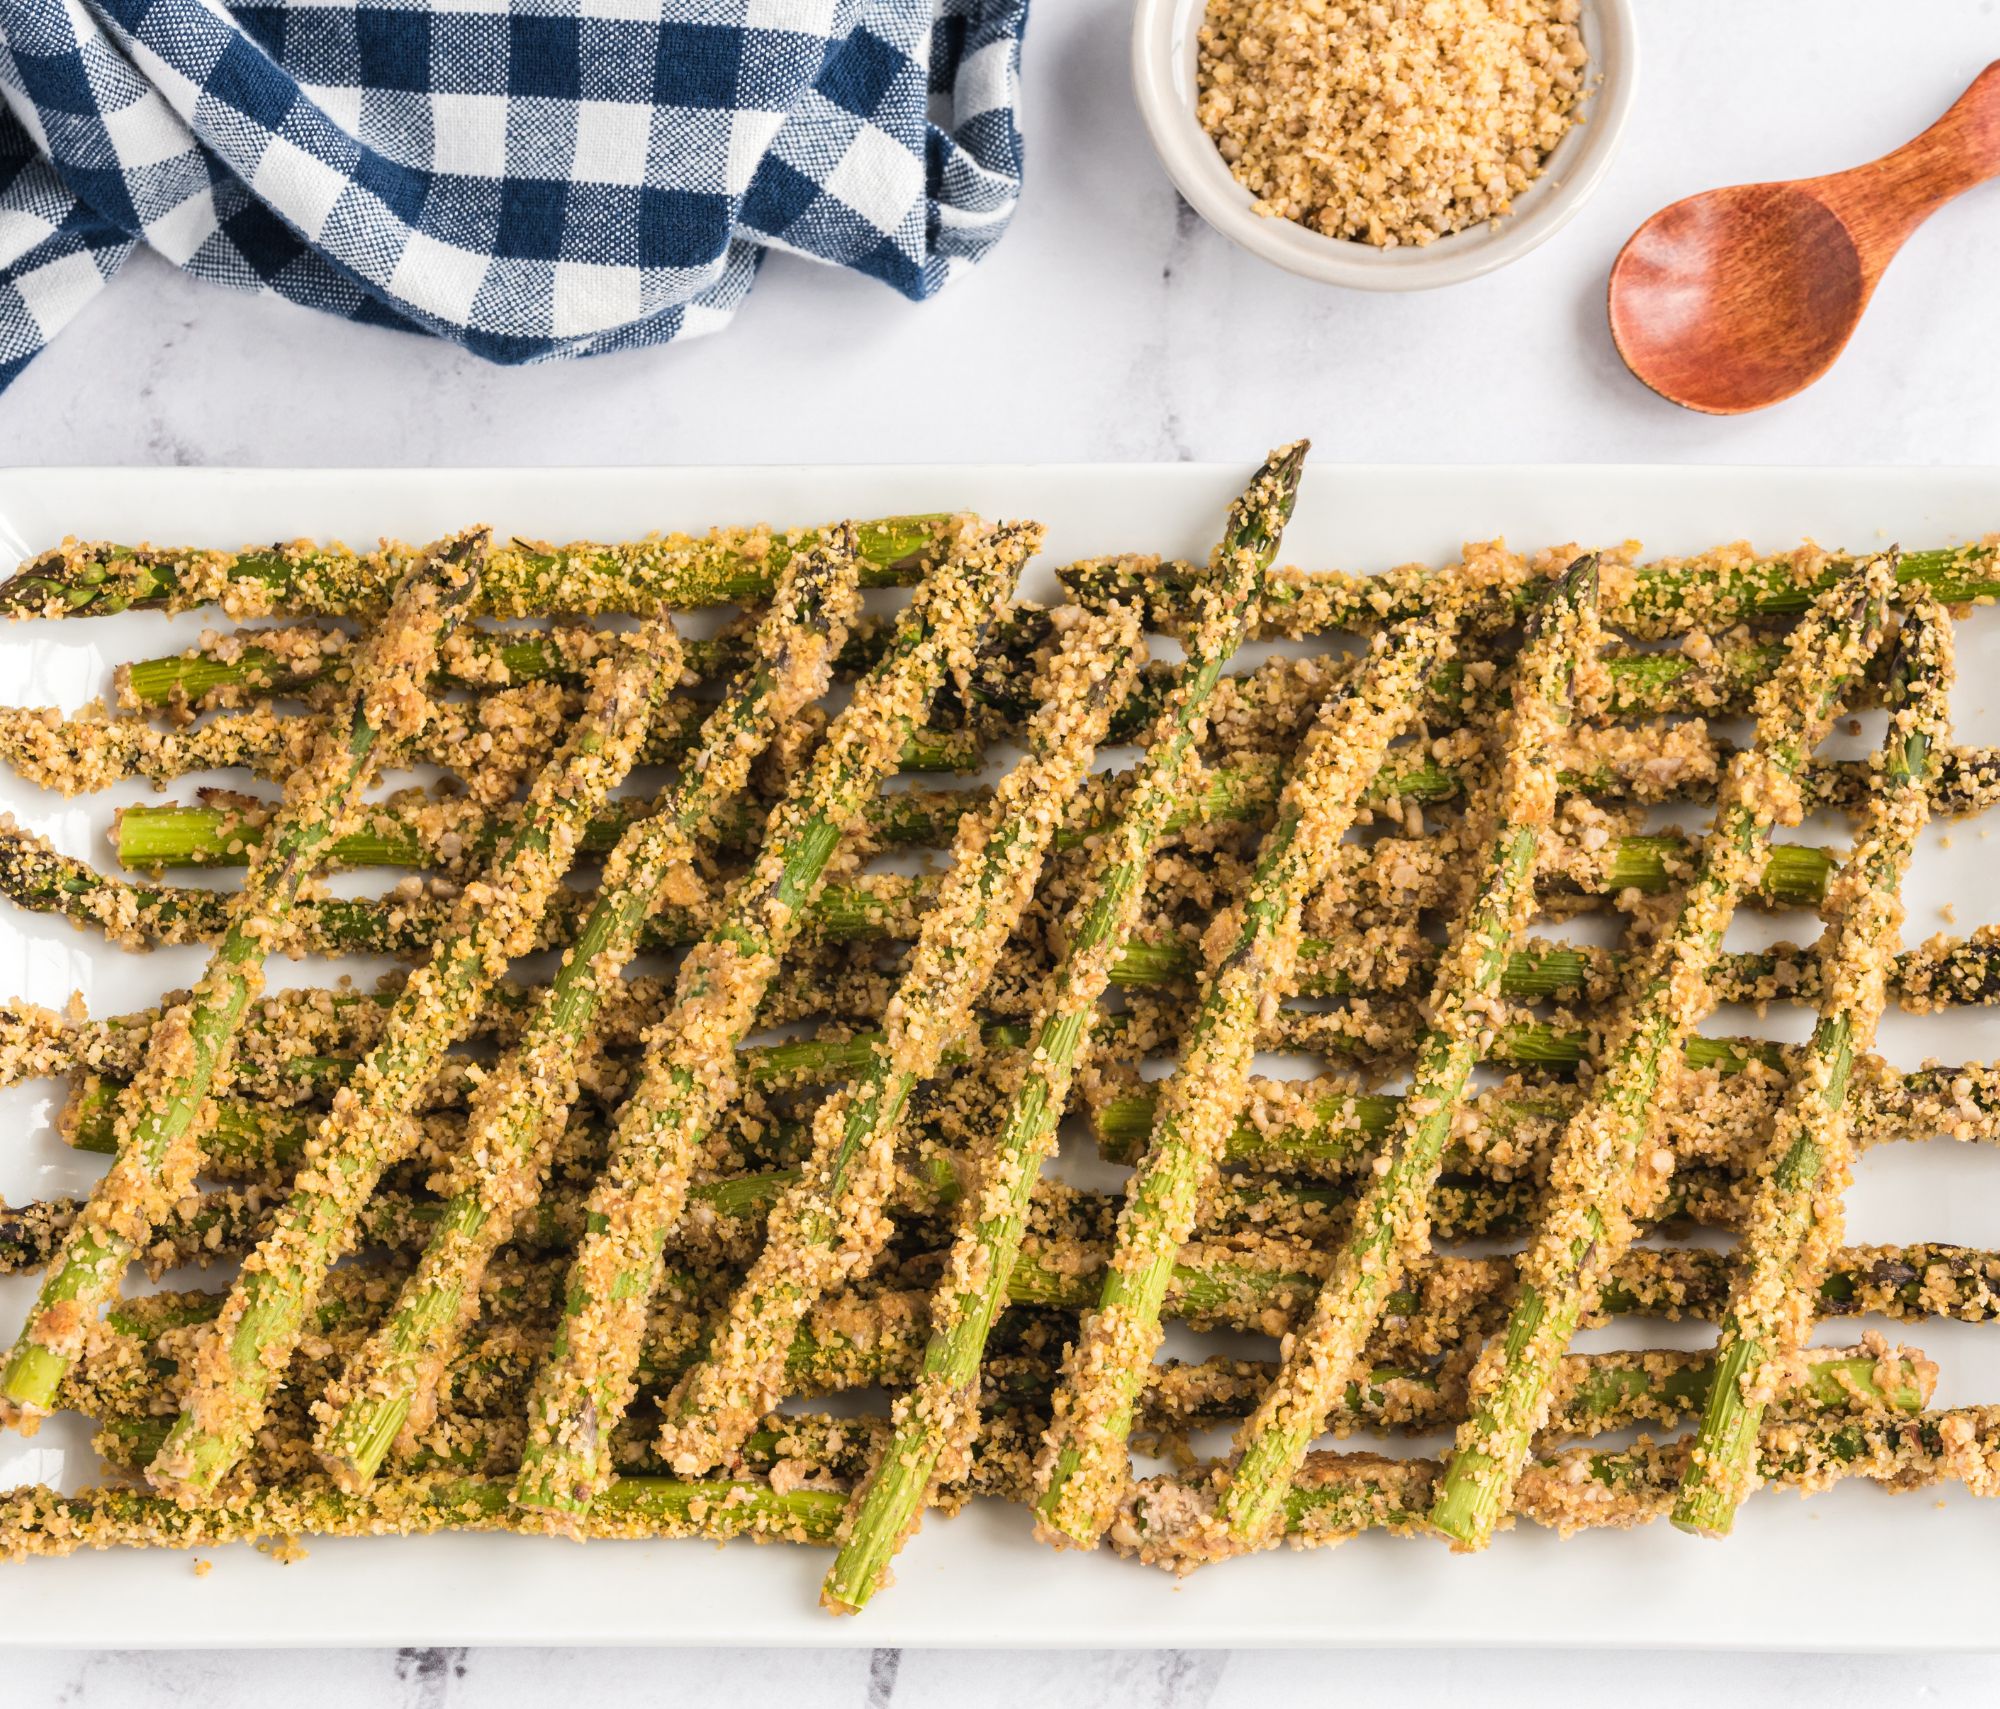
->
0;1;1997;469
10;1646;2000;1706
5;0;2000;1697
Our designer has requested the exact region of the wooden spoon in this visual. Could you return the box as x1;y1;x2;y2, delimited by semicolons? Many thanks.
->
1609;61;2000;414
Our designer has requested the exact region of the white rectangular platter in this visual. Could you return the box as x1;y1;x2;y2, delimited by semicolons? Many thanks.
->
1;462;1998;1650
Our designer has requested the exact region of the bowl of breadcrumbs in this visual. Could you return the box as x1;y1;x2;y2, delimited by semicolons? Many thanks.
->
1134;0;1637;288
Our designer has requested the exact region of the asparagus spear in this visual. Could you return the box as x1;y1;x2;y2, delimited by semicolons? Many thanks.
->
1062;539;1999;642
651;611;1146;1479
82;1254;1934;1480
1672;600;1954;1537
82;536;1984;696
1214;557;1599;1548
313;539;867;1486
14;1153;1999;1342
1034;593;1467;1549
20;999;1938;1179
143;607;695;1503
109;732;2000;872
0;515;953;619
1428;555;1896;1551
1092;1053;2000;1181
117;617;886;716
0;687;985;801
0;1150;1806;1281
1119;1405;2000;1566
0;800;1856;962
7;1396;1990;1566
0;1471;846;1559
0;531;486;1426
112;611;1857;725
24;896;1998;1132
821;448;1340;1609
498;519;1030;1517
59;1030;2000;1212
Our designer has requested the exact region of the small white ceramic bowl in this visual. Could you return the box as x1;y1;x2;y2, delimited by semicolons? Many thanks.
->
1132;0;1639;290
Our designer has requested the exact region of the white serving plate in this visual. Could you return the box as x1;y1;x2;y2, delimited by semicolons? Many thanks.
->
1;462;1999;1650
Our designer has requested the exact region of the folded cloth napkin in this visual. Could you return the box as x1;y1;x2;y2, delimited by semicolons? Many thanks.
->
0;0;1028;387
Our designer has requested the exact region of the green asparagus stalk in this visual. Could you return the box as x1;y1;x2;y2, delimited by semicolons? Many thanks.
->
59;1033;2000;1209
1672;600;1954;1537
1428;555;1896;1551
823;447;1314;1611
13;1162;1999;1341
15;1005;1914;1177
1215;557;1599;1547
0;515;953;619
24;905;1999;1124
0;1471;846;1559
0;1153;1783;1281
110;610;1871;727
500;519;1030;1518
1118;1405;2000;1566
1062;539;1999;642
652;611;1146;1480
116;616;886;716
1035;592;1466;1549
312;540;870;1486
107;734;2000;872
79;1252;1932;1476
0;531;486;1425
12;1398;1990;1565
143;604;696;1503
0;686;985;801
69;1241;1939;1455
90;1334;1932;1481
1092;1053;2000;1181
0;801;1856;963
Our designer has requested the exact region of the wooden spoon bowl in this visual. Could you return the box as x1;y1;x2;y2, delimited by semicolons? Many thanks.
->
1610;61;2000;414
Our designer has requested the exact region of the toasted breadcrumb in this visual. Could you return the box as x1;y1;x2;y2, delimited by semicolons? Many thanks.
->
1197;0;1588;247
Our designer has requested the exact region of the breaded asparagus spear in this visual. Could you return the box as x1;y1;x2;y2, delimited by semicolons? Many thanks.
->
0;531;485;1425
0;690;981;800
311;539;863;1487
1117;1405;2000;1566
141;609;689;1502
1032;597;1466;1548
649;610;1145;1480
497;520;1030;1519
0;813;1858;960
1062;540;1999;641
1428;556;1896;1550
21;908;1999;1121
109;611;1821;721
1671;599;1954;1536
6;1400;1992;1565
0;515;952;618
104;737;2000;869
54;1036;2000;1200
1213;557;1599;1549
822;448;1315;1610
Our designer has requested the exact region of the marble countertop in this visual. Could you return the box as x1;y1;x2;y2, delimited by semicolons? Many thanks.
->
12;1644;2000;1705
4;0;2000;1695
2;1;1997;470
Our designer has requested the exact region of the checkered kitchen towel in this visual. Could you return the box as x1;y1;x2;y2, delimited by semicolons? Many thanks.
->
0;0;1028;387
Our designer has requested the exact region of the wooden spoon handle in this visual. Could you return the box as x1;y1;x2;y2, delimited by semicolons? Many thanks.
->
1818;60;2000;260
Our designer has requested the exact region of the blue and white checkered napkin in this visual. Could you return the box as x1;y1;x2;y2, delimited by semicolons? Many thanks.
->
0;0;1028;387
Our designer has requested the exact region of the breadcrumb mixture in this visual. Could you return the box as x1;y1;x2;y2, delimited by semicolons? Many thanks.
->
1197;0;1589;247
